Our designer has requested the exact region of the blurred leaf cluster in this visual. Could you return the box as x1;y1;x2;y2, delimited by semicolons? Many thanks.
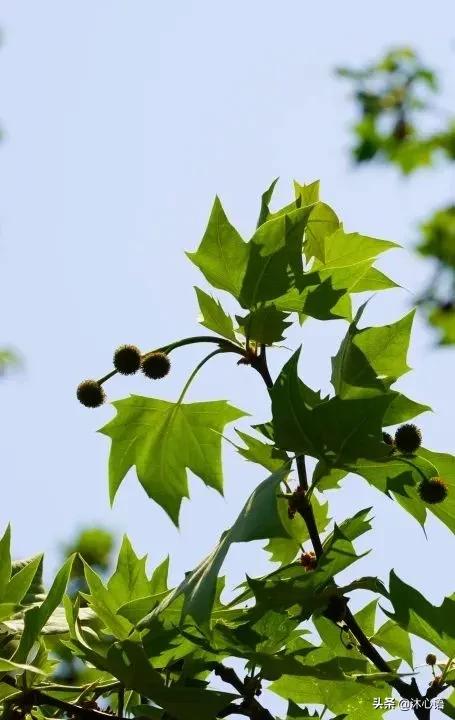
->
338;47;455;344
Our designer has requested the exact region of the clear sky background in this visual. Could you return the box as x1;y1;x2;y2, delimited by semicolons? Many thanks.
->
1;2;454;717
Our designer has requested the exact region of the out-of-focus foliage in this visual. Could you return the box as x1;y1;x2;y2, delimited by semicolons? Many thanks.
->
337;47;455;344
0;349;21;377
53;528;115;684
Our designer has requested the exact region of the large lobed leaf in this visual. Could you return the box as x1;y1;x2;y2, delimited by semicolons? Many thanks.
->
100;395;246;525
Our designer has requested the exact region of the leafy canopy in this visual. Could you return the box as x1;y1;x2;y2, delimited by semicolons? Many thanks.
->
2;180;454;720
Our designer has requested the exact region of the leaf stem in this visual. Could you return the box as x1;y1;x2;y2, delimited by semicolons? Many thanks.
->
177;348;226;404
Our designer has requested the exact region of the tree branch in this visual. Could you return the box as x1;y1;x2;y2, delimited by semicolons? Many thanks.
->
213;664;274;720
248;345;435;719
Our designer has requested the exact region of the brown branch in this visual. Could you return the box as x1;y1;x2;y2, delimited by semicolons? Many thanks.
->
3;686;129;720
213;664;274;720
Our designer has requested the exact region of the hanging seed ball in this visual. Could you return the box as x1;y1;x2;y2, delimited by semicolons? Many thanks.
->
299;551;317;572
76;379;105;408
141;352;171;379
113;344;142;375
418;477;448;504
382;432;394;447
394;423;422;454
426;653;437;666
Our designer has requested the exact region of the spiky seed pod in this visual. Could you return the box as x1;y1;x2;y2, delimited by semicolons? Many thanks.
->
382;432;394;446
323;595;348;623
394;423;422;454
76;380;105;408
418;477;448;504
113;345;142;375
141;352;171;380
426;653;437;666
300;551;317;572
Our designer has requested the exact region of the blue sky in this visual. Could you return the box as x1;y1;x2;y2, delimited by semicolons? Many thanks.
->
1;2;454;716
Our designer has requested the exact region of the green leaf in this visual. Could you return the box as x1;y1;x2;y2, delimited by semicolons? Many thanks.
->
294;179;320;206
12;555;74;663
318;228;398;269
344;448;455;533
132;687;238;720
236;306;291;344
355;599;377;638
235;430;289;473
150;556;170;596
371;619;413;667
83;562;133;638
270;644;387;719
239;207;312;310
285;701;321;719
443;690;455;719
2;555;43;605
0;526;11;596
351;266;399;292
0;658;45;675
384;570;455;657
331;309;415;398
194;287;237;341
139;468;292;628
272;349;391;462
100;395;246;526
421;448;455;533
187;196;248;298
382;392;431;425
304;202;340;261
257;177;279;227
107;536;151;606
429;305;455;345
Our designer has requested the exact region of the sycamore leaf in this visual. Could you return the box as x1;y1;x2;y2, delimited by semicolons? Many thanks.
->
0;526;11;594
132;686;238;720
384;571;455;657
270;644;387;719
371;619;413;668
236;306;292;344
239;207;313;310
318;228;398;268
100;395;246;526
382;392;431;426
294;179;320;206
343;448;455;533
285;701;321;718
138;468;293;628
331;309;415;398
187;196;248;298
194;287;237;341
0;658;45;675
271;350;391;463
355;600;378;638
257;177;279;227
107;536;151;606
12;556;74;663
351;266;399;292
235;430;289;473
304;203;340;261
